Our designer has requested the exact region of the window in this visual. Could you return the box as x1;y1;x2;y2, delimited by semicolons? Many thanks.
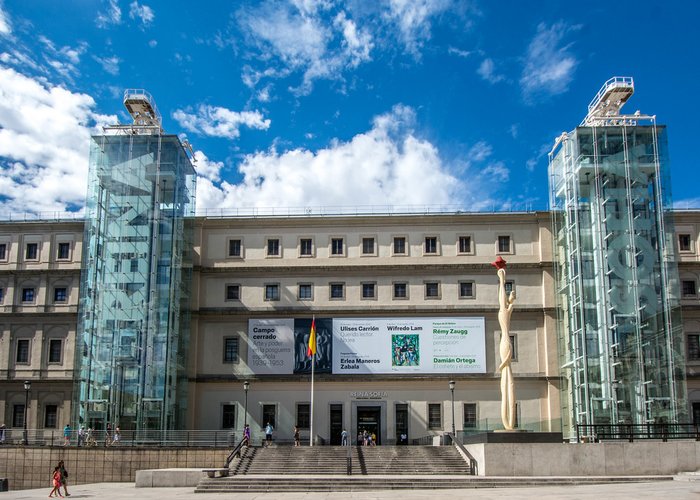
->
262;404;276;428
679;234;692;252
682;280;697;297
505;281;515;295
362;237;375;255
463;403;477;429
48;339;62;363
130;259;138;272
428;403;442;430
393;282;408;299
296;403;310;429
458;236;472;254
16;339;30;363
54;287;67;303
459;281;475;299
331;238;344;256
223;337;239;363
393;237;406;255
25;242;38;260
425;281;440;299
0;242;7;260
266;238;280;257
424;237;438;254
222;404;236;429
361;282;376;299
688;334;700;361
13;404;25;428
299;238;313;257
509;335;518;361
228;239;242;257
330;282;345;300
226;284;240;301
298;283;313;300
498;235;511;253
44;404;58;428
265;284;280;301
0;288;4;303
22;288;35;302
57;242;70;260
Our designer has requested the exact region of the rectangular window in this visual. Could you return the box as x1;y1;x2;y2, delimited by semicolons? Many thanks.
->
362;282;376;299
13;404;25;428
296;403;310;429
226;284;240;301
509;335;518;361
498;235;511;253
679;234;692;252
505;281;515;295
223;337;239;363
44;404;58;428
425;281;440;298
22;288;35;302
463;403;477;429
0;288;4;303
428;403;442;430
16;339;30;363
262;404;276;428
54;287;67;303
298;283;313;300
265;284;280;301
393;237;406;255
48;339;62;363
228;239;242;257
130;259;139;272
424;237;437;254
682;280;697;297
57;242;70;260
331;238;344;256
688;334;700;361
393;282;407;299
25;242;38;260
222;404;236;429
267;238;280;257
300;238;313;256
459;281;475;298
0;242;6;260
362;237;375;255
458;236;472;254
330;282;345;300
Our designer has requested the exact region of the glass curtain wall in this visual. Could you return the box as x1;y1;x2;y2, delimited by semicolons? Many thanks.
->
550;123;687;440
73;132;195;431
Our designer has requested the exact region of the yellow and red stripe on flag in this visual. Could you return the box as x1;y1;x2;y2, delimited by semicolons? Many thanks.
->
307;317;317;357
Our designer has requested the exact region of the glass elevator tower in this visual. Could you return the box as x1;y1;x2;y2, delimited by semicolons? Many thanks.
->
549;78;687;439
73;90;196;431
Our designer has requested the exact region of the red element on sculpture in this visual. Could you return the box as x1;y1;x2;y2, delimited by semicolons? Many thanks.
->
492;256;507;270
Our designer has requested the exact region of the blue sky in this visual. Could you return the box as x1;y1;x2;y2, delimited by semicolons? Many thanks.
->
0;0;698;216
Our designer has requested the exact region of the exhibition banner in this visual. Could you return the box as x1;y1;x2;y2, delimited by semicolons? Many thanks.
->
248;318;295;374
332;317;486;374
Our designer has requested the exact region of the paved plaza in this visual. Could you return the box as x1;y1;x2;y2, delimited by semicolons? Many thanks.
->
2;479;698;500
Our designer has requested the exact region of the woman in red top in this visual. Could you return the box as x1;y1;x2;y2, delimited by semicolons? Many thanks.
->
49;466;63;497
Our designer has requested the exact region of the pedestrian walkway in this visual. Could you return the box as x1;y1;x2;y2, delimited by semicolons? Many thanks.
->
2;479;698;500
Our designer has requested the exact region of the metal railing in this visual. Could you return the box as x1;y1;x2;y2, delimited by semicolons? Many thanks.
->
576;423;700;442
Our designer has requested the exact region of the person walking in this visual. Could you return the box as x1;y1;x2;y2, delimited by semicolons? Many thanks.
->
49;466;63;497
57;460;71;496
243;424;251;447
264;422;274;446
62;424;71;447
112;426;121;446
77;426;85;447
341;428;348;446
293;426;300;447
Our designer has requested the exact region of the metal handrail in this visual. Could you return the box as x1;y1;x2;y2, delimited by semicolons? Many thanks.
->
224;437;247;468
576;423;700;442
450;432;477;475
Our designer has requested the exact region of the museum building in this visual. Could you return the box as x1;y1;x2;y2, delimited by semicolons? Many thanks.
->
0;81;699;445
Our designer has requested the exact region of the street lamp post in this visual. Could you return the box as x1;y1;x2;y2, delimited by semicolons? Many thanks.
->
243;381;249;428
23;380;31;446
449;380;456;438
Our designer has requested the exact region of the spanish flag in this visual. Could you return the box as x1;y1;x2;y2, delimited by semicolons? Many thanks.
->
307;317;317;357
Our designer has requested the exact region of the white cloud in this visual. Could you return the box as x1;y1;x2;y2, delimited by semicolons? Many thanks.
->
384;0;452;57
674;198;700;209
193;150;224;183
129;1;155;27
333;11;373;68
468;141;492;162
96;0;122;28
194;105;481;212
0;67;117;215
94;55;121;75
482;161;509;182
148;39;157;48
37;36;88;81
520;21;579;101
477;58;504;83
526;141;553;172
0;3;11;35
448;46;472;58
172;105;271;139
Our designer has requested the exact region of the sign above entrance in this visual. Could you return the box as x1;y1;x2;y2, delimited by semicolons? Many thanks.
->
350;391;388;399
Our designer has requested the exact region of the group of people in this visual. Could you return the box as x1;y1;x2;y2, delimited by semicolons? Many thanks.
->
62;423;120;447
357;429;377;446
48;460;70;497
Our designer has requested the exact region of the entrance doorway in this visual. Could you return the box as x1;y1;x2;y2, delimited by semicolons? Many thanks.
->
329;404;343;445
357;406;381;445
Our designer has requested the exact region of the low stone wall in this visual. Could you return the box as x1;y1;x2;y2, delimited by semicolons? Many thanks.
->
0;446;227;491
465;441;700;476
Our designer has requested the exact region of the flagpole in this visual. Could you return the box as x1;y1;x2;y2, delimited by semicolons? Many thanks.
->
310;351;315;447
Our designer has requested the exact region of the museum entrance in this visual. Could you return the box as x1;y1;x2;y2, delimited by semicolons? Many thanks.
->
357;406;381;445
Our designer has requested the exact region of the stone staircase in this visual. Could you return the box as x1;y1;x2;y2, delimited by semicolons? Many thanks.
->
231;445;349;475
355;445;471;475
